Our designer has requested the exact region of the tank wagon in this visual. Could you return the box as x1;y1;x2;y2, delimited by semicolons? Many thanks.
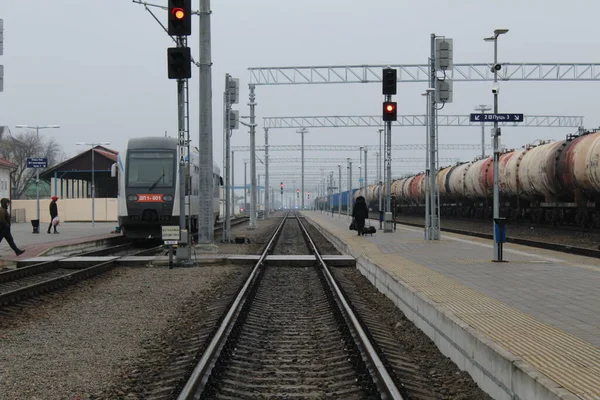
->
316;129;600;227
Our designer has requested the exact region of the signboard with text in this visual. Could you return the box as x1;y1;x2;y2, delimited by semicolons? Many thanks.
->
27;158;48;168
470;113;524;123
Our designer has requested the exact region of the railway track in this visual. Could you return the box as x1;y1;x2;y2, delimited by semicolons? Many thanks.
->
0;242;161;309
177;213;405;400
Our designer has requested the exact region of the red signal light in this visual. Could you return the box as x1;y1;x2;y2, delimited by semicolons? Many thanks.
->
382;101;398;121
172;7;185;19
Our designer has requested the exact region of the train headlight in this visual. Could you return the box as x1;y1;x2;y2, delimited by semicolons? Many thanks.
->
162;195;173;201
127;195;138;202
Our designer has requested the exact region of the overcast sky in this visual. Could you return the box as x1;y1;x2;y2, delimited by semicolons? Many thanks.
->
1;0;599;194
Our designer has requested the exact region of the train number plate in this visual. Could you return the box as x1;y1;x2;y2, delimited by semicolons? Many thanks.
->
137;194;164;202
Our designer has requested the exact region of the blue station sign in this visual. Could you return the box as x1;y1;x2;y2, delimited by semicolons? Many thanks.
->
27;157;48;168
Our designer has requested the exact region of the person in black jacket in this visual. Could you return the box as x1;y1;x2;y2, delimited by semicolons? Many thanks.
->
352;195;369;236
48;196;59;234
0;198;25;256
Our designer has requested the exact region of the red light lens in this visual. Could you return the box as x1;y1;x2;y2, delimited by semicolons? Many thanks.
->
386;104;395;112
172;8;185;19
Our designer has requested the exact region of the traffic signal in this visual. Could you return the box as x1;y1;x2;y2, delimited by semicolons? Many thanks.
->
382;68;397;95
167;47;191;79
280;182;283;194
296;189;300;198
382;101;397;121
228;109;239;130
168;0;192;36
307;191;310;200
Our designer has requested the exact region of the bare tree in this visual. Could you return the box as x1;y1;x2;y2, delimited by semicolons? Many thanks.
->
0;131;65;199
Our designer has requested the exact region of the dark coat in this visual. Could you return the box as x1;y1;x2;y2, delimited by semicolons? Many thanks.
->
49;201;58;218
0;204;10;230
352;198;369;222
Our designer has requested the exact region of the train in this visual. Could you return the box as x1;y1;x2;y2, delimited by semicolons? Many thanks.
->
315;129;600;228
116;136;222;239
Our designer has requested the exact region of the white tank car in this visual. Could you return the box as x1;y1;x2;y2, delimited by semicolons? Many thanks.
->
116;137;222;239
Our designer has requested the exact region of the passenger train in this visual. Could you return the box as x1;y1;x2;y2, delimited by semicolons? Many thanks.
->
316;129;600;228
116;137;222;239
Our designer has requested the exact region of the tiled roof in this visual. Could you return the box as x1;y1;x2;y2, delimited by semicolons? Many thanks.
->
0;158;17;169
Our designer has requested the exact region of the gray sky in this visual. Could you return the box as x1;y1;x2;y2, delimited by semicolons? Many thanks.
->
1;0;599;193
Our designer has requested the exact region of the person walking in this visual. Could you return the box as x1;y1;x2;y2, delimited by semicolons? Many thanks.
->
0;198;25;256
352;195;369;236
48;196;59;234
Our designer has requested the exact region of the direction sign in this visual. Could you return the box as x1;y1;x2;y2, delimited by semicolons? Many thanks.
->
470;113;524;123
27;158;48;168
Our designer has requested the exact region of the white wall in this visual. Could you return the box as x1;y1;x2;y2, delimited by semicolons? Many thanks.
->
10;198;118;222
0;167;10;200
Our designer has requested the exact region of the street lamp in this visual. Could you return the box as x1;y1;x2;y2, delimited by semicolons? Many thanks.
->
14;124;60;231
484;28;509;261
76;141;111;227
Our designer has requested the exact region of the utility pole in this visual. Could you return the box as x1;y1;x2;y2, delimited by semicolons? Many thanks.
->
231;150;235;216
198;0;214;244
248;84;257;228
264;127;269;218
297;127;308;209
338;164;342;216
347;159;353;217
378;129;383;227
244;161;247;212
363;148;368;205
475;104;492;158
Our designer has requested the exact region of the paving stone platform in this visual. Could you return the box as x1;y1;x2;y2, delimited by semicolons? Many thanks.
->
302;211;600;400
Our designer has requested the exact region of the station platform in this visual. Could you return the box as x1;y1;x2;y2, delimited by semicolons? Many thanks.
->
0;222;119;268
302;211;600;400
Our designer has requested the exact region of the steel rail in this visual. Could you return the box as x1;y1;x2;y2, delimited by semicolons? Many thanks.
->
295;215;404;400
0;245;162;307
0;241;132;285
177;212;289;400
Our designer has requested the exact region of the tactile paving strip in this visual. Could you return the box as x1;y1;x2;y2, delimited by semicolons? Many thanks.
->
305;213;600;400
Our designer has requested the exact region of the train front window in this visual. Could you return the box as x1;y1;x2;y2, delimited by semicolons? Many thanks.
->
127;151;175;188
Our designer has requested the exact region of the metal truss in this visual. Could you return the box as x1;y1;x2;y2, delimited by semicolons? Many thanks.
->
249;63;600;85
249;157;459;164
263;115;584;129
260;164;430;173
232;144;492;152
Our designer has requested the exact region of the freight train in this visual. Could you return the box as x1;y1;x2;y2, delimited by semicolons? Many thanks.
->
116;136;222;239
315;129;600;228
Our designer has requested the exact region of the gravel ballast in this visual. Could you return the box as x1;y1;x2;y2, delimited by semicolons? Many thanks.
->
0;216;279;399
0;266;246;399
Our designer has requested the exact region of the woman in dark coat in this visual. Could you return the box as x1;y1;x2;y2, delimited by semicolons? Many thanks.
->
48;196;59;234
352;196;369;236
0;198;25;256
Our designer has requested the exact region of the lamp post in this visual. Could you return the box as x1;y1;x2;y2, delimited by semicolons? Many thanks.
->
76;141;111;227
14;124;60;230
484;28;509;262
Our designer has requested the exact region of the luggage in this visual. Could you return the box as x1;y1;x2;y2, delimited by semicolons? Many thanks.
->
349;219;357;231
363;225;376;235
